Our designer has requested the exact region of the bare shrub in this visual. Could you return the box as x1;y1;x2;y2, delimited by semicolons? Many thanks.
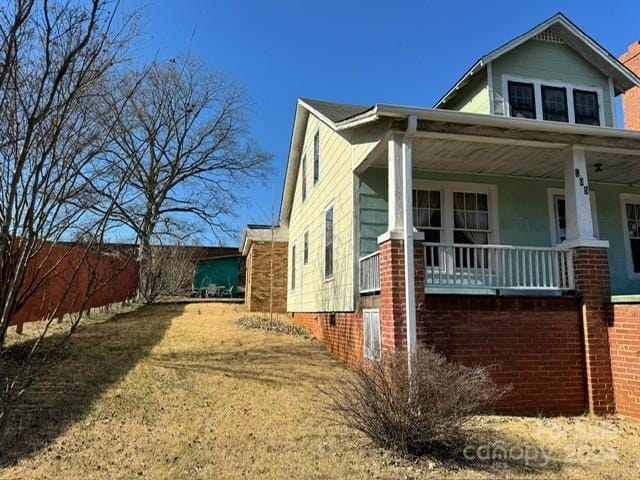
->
325;348;509;457
236;315;309;338
138;244;196;302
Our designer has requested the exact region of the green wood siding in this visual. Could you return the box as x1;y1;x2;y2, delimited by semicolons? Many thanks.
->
193;256;241;291
491;39;614;126
357;168;640;295
446;69;490;114
359;169;387;256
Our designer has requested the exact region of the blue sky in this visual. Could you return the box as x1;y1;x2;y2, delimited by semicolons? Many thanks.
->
125;0;639;246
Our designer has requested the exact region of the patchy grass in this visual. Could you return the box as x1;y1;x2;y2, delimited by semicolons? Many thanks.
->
236;314;309;338
0;302;639;479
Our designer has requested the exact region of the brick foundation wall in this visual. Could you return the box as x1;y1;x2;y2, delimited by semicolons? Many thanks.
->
420;295;588;415
620;41;640;130
245;241;288;313
292;296;379;366
609;304;640;420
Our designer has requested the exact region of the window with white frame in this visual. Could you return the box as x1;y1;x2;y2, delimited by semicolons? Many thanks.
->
623;199;640;275
541;85;568;122
324;204;334;280
301;154;307;202
413;189;442;267
303;229;309;266
508;81;536;119
553;195;567;243
363;309;381;360
413;189;442;242
290;243;296;291
313;131;320;185
453;192;490;246
573;89;600;125
414;181;497;268
505;76;603;126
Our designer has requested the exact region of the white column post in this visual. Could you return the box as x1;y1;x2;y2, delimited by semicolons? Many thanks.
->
388;134;404;236
564;146;596;245
402;116;417;357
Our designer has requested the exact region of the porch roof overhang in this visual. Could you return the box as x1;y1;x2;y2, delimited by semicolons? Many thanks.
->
355;108;640;185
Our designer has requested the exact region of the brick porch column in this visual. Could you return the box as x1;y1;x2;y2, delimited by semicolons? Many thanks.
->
379;238;406;353
378;237;426;354
573;246;615;415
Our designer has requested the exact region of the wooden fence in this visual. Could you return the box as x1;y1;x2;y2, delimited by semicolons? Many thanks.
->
9;243;139;331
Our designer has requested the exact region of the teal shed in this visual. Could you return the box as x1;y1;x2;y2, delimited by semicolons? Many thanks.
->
193;255;242;291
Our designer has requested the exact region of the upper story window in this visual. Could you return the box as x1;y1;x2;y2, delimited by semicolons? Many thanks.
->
291;243;296;291
505;77;602;126
542;86;568;122
508;81;536;119
301;154;307;202
573;90;600;125
303;229;309;266
313;131;320;184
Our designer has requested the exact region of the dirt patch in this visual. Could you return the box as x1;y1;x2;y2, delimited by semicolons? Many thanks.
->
1;302;639;479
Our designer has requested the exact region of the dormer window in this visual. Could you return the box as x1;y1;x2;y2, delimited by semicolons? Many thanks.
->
542;86;568;122
505;76;603;126
573;89;600;126
508;81;536;119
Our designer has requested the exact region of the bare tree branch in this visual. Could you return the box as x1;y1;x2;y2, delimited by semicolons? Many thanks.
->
0;0;138;440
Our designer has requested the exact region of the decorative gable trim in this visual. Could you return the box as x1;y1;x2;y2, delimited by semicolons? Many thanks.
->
533;28;564;44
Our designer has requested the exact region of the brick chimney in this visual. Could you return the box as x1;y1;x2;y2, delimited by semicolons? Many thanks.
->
620;41;640;130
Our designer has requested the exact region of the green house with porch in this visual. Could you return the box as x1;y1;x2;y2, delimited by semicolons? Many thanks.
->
269;13;640;417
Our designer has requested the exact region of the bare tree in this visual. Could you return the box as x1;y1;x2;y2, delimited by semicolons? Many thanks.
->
101;56;271;302
0;0;137;439
142;243;195;302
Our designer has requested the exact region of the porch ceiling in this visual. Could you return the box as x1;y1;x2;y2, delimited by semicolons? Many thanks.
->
367;132;640;185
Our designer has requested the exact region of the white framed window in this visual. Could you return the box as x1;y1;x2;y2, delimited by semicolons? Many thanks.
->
290;243;296;291
413;188;442;243
620;194;640;279
414;181;498;270
301;154;307;202
413;180;498;244
303;229;309;266
541;85;568;122
313;130;320;185
324;202;334;280
363;309;381;360
547;188;599;245
502;75;605;126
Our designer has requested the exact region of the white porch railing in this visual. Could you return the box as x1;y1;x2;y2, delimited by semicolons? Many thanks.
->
423;243;575;291
359;250;381;293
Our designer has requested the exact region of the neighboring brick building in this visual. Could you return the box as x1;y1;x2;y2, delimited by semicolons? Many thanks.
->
621;41;640;130
241;225;288;313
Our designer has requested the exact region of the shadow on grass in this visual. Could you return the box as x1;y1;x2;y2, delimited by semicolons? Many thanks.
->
421;428;565;477
0;303;179;467
147;342;341;388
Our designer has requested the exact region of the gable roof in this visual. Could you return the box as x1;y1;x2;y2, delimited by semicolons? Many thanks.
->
436;12;640;108
298;98;369;123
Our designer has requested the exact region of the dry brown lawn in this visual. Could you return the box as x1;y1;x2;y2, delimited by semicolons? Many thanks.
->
1;302;639;479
